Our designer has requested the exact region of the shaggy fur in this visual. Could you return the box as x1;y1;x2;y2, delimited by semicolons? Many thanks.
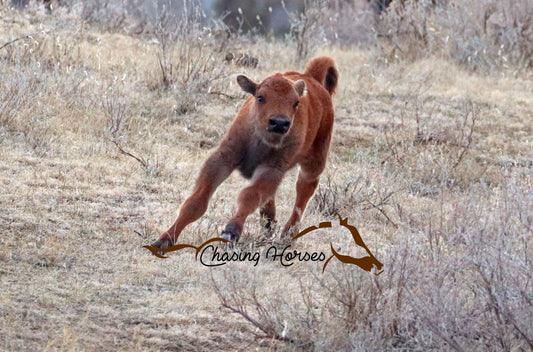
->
153;56;339;248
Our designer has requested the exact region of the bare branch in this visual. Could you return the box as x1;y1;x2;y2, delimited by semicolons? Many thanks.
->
0;31;50;50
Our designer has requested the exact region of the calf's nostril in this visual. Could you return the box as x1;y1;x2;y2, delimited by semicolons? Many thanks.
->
267;118;291;134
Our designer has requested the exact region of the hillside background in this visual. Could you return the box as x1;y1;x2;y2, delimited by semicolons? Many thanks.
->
1;0;532;350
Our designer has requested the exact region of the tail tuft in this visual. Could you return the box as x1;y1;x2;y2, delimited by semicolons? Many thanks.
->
304;56;338;95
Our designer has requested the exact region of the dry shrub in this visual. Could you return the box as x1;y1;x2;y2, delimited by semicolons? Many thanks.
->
311;99;480;226
374;0;439;63
212;265;324;347
309;171;400;230
77;0;234;105
102;86;166;176
405;178;533;351
0;30;83;71
212;177;533;350
0;70;57;157
366;95;484;199
80;0;130;32
309;173;365;216
0;29;88;157
283;0;328;64
284;0;382;62
441;0;533;70
210;243;418;350
321;0;378;47
375;0;533;71
149;0;230;114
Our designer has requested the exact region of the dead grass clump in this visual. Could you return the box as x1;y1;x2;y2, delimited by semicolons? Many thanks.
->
309;173;364;216
1;30;83;71
374;97;483;196
0;71;58;157
0;76;36;129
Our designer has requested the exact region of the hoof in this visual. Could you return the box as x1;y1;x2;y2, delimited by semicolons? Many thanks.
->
281;224;300;242
220;233;235;250
221;223;241;244
277;234;293;246
221;231;240;243
151;238;172;255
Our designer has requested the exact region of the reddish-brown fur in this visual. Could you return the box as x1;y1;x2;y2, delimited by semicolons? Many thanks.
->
152;56;339;249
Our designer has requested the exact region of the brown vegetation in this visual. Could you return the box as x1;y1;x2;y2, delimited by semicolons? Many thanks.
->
1;1;532;351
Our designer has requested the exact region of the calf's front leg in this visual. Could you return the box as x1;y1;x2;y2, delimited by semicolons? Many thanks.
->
152;150;236;249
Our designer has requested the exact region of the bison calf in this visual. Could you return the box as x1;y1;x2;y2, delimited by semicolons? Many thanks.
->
153;56;338;249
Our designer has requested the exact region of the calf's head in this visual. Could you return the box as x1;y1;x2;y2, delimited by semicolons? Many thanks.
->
237;73;306;147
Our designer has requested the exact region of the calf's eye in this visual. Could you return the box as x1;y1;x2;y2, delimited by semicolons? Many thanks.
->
257;96;266;104
294;101;299;108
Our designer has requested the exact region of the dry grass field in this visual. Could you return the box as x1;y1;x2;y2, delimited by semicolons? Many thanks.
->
1;1;532;351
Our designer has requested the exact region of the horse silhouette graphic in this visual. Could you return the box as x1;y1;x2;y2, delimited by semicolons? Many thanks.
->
144;213;383;275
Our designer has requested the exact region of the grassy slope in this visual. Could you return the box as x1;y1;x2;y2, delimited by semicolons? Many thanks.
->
1;5;532;351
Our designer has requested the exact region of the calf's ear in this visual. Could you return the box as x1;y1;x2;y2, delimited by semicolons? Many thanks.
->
237;75;257;95
294;79;306;97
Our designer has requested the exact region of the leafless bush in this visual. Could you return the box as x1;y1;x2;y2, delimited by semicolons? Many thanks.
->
315;0;378;47
412;100;477;169
405;177;533;351
80;0;129;32
369;95;484;199
150;0;230;114
102;91;146;166
0;71;58;157
283;0;328;64
310;173;364;216
211;267;318;346
0;78;34;128
103;89;164;176
375;0;533;71
210;240;427;350
103;93;129;142
374;0;438;63
442;0;533;70
212;177;533;350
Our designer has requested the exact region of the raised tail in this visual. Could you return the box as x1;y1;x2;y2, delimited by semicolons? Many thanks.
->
304;56;339;96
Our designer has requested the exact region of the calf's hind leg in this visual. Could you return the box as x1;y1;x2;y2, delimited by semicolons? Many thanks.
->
222;166;283;242
282;130;331;239
259;198;276;231
282;170;320;239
